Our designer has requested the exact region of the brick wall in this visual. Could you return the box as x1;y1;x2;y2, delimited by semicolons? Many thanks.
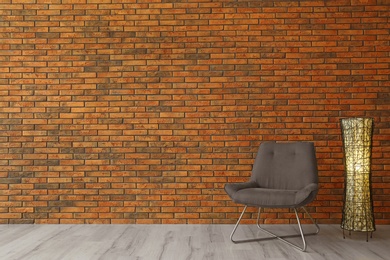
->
0;0;389;224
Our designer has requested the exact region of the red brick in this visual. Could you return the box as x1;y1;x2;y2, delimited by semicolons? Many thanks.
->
0;0;388;224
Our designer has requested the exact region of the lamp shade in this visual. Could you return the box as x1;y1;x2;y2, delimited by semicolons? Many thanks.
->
340;118;375;235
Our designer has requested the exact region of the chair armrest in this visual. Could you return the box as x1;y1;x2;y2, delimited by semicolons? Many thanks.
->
224;181;258;200
294;183;318;206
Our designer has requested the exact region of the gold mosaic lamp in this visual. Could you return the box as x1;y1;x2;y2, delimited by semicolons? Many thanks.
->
340;118;375;241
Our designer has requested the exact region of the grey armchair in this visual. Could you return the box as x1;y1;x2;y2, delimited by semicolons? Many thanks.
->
225;141;320;252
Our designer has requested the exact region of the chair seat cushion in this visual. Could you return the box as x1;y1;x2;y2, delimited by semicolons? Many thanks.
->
225;181;317;208
233;188;298;208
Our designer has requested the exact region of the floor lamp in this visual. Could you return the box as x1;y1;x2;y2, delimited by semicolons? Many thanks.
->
340;118;375;241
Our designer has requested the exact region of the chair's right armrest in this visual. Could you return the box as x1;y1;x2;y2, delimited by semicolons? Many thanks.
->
224;181;258;198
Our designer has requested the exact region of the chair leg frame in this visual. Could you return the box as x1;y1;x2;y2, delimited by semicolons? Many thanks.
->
230;205;320;252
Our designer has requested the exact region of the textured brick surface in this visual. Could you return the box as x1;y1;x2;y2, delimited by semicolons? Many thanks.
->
0;0;389;224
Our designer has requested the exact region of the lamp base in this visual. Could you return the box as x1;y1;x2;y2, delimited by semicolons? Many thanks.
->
341;227;374;242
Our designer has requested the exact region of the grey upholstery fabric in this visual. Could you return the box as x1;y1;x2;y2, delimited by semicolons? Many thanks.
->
225;142;318;208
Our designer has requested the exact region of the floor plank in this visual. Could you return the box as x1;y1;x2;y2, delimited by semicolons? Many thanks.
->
0;224;389;260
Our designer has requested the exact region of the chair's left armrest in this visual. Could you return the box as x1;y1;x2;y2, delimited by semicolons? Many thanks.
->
295;183;318;206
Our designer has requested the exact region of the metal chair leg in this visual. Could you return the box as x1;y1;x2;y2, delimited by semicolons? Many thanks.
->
230;206;320;252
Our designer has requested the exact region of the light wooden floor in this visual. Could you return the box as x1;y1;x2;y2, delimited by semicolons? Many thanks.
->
0;224;389;260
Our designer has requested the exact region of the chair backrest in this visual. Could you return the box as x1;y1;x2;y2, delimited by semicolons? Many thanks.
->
251;141;318;190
